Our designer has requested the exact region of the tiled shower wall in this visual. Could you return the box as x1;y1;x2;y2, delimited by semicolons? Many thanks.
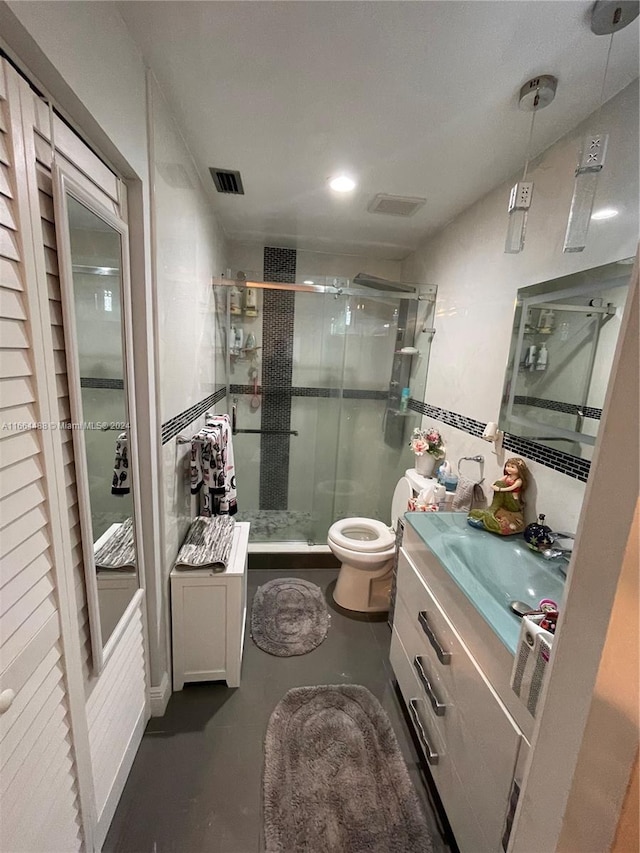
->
260;248;296;509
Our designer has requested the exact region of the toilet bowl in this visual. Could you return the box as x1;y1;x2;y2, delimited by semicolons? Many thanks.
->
328;470;434;613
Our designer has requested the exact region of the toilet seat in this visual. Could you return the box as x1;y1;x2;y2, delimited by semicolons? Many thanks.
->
327;477;413;553
329;518;395;553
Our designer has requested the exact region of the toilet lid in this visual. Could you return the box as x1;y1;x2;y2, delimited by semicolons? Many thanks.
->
328;518;395;553
391;477;413;531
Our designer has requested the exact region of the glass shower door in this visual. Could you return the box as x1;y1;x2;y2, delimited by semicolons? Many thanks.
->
215;278;435;544
223;283;346;542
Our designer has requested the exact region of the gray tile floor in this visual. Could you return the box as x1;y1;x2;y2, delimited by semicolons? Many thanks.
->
104;569;451;853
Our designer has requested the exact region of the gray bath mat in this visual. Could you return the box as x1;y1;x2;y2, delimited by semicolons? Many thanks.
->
264;685;433;853
251;578;329;656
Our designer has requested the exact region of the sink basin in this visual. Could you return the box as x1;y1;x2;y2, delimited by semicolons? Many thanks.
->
404;512;566;653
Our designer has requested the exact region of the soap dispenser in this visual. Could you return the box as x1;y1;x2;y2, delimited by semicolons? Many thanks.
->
536;342;548;371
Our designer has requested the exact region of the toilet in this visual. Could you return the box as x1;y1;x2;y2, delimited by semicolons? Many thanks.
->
328;469;436;613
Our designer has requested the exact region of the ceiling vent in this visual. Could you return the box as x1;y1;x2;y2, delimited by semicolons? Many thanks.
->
367;194;426;217
209;167;245;195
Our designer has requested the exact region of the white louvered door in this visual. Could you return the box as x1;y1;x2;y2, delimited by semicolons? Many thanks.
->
0;58;149;851
0;63;85;852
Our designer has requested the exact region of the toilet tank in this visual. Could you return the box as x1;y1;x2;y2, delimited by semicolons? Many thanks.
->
404;468;437;494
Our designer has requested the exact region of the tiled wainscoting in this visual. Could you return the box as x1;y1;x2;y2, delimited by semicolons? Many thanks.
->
409;399;591;482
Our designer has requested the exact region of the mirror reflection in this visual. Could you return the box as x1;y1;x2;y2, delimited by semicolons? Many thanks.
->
67;196;139;645
499;259;632;459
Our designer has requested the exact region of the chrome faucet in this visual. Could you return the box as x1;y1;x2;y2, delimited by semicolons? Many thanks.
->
540;531;575;569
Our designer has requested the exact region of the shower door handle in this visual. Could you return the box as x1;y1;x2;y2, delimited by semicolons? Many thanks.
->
235;429;299;436
231;401;237;434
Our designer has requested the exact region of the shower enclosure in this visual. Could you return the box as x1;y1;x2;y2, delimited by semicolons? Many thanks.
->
213;275;436;544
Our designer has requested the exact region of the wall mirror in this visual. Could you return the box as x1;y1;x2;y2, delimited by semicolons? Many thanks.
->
499;259;633;460
54;168;140;672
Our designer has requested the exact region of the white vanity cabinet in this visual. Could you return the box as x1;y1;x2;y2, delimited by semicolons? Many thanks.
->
391;536;529;853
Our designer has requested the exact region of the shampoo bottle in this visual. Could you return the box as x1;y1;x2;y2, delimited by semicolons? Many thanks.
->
399;387;410;413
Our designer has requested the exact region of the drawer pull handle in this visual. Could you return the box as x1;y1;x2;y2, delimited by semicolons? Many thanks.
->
418;610;451;665
413;656;446;716
408;699;439;765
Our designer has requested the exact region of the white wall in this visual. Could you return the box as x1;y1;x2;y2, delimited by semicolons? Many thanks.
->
150;74;229;572
401;80;639;534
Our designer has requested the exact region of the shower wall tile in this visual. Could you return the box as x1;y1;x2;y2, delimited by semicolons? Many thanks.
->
263;246;296;283
513;395;602;420
260;248;296;510
80;377;125;390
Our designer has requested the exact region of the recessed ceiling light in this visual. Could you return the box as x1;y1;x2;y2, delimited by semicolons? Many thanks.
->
591;207;619;220
303;280;314;285
329;175;356;193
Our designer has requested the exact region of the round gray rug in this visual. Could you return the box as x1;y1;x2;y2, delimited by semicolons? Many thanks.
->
264;685;434;853
251;577;329;656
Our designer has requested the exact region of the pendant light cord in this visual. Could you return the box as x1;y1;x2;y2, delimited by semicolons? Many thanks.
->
596;32;615;129
521;89;539;181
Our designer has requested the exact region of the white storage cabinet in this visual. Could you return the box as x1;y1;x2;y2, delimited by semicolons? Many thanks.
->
171;521;250;690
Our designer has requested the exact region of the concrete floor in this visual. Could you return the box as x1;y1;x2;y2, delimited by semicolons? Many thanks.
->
104;568;451;853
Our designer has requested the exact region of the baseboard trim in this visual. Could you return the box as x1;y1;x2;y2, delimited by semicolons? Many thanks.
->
95;703;147;851
149;671;171;717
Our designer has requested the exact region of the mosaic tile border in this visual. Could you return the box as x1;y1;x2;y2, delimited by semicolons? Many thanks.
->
514;395;602;420
229;384;387;400
80;377;124;390
161;386;226;445
409;399;591;482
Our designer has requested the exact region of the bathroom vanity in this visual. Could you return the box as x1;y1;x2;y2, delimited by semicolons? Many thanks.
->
391;513;565;852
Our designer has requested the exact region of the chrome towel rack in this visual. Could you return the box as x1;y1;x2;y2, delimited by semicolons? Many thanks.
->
458;454;485;481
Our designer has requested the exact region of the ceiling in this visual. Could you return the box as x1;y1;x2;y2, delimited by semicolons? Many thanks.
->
118;1;639;260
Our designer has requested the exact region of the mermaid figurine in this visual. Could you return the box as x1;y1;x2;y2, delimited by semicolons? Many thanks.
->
467;457;529;536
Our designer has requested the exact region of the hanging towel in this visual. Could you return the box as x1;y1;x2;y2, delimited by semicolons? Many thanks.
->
451;475;485;513
111;432;130;496
190;414;237;516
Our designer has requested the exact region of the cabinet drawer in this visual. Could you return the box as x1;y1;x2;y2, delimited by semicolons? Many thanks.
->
394;594;521;849
390;628;491;853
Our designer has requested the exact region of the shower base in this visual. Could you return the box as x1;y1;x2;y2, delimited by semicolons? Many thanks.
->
235;509;314;543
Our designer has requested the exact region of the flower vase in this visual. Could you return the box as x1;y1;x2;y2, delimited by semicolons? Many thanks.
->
415;454;436;478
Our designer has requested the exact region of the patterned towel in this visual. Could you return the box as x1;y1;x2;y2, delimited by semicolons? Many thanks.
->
175;516;236;571
190;414;237;516
95;517;136;571
111;432;130;495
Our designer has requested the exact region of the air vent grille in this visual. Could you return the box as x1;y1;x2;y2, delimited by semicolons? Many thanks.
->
367;194;426;217
209;168;245;194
